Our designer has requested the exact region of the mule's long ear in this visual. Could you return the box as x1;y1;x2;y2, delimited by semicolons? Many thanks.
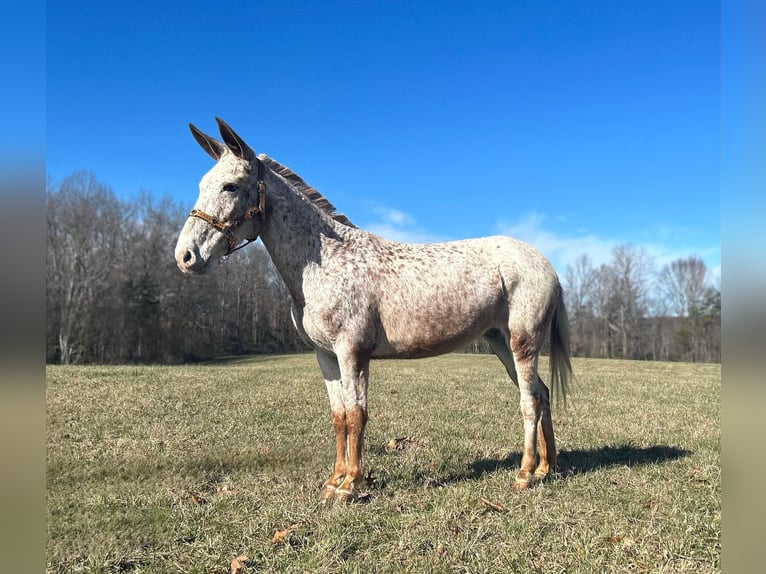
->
189;123;225;161
216;117;254;161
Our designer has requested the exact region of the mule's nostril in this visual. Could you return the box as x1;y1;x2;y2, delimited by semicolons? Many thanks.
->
176;245;203;273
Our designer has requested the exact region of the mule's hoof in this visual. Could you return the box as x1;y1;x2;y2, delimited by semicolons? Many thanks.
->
333;488;357;505
533;470;549;481
513;471;536;491
320;484;337;502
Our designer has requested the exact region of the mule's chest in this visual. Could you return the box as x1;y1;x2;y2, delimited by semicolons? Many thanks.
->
291;289;378;355
290;301;344;354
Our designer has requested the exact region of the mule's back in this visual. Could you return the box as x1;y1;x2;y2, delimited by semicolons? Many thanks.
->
308;231;560;359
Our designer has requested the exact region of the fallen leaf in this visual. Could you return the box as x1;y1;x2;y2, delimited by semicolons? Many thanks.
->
271;528;290;545
688;468;710;483
480;497;507;512
190;494;207;505
271;523;301;545
606;535;636;548
230;554;248;574
386;436;423;451
216;484;239;496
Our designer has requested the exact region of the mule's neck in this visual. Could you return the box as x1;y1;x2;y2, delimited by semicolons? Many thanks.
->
257;168;348;305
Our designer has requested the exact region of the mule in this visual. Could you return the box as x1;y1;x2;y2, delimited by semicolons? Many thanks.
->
175;118;573;503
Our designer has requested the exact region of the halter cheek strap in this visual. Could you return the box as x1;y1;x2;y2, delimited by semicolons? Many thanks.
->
187;160;266;256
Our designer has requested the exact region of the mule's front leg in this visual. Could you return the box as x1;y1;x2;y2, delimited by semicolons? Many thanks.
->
316;350;370;504
321;409;348;501
334;405;368;504
332;352;370;504
317;351;347;501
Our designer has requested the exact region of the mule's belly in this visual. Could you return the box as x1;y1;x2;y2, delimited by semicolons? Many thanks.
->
370;325;491;359
371;283;506;359
294;283;504;360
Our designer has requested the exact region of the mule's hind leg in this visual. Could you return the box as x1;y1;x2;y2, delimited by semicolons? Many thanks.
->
510;335;542;490
533;377;556;481
485;330;556;485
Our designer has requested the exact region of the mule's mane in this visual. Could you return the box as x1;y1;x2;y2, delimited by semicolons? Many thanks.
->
259;154;356;228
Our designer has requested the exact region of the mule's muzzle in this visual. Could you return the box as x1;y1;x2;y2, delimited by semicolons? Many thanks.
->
176;245;207;274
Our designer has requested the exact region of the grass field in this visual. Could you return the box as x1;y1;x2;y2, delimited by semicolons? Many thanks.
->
46;354;720;573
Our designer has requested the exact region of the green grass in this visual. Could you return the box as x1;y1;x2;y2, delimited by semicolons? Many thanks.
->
47;355;720;573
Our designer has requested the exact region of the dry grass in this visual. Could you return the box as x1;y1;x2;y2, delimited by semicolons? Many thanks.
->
47;354;720;573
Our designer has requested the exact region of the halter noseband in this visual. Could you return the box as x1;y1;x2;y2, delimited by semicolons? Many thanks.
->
187;158;266;256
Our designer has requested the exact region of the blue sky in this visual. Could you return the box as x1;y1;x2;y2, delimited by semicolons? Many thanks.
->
46;1;720;280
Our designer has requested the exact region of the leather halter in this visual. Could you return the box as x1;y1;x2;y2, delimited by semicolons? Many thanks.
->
187;158;266;256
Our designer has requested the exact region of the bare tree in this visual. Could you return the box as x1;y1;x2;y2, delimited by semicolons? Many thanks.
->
565;254;596;356
589;263;616;358
46;172;127;363
658;256;710;317
658;256;719;361
45;171;719;364
604;245;655;359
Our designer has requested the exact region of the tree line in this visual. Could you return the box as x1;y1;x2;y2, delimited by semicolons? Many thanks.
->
46;171;720;365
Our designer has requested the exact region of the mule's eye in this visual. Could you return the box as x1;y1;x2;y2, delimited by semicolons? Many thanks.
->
222;183;239;193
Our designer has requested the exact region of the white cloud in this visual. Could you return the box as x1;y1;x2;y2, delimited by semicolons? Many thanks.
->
497;211;721;280
363;205;447;244
496;211;617;273
357;205;720;283
382;208;412;227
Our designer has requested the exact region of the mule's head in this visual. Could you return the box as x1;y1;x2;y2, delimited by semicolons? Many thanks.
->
175;118;266;274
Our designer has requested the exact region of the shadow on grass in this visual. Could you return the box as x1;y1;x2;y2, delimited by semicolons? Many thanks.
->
468;444;691;481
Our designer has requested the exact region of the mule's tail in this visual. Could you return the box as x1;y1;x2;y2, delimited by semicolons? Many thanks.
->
549;284;573;405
